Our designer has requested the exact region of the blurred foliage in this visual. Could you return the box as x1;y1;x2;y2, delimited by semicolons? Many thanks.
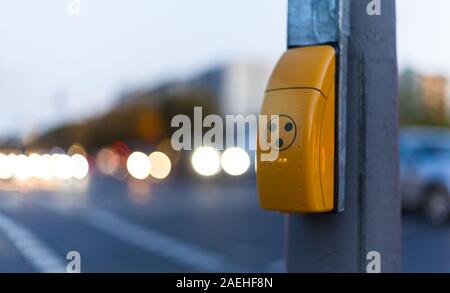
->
28;85;220;152
399;69;450;128
9;68;450;152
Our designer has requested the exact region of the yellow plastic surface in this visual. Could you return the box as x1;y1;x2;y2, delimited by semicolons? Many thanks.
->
266;46;336;97
257;45;336;213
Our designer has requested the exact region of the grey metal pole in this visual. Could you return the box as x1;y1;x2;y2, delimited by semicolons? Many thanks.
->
286;0;401;272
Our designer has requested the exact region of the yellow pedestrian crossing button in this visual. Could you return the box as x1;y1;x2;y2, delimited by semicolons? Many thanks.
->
257;45;336;213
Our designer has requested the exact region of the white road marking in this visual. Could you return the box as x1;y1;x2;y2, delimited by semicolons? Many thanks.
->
42;200;246;272
0;211;66;273
84;208;238;271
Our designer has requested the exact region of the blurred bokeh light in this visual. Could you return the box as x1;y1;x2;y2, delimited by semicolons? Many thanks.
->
148;151;171;180
191;147;221;177
221;147;250;176
127;151;152;180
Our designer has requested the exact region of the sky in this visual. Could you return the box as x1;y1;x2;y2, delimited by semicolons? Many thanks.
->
0;0;449;138
396;0;450;76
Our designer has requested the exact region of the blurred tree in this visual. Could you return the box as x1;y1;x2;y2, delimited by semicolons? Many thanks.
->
399;69;450;127
26;84;220;152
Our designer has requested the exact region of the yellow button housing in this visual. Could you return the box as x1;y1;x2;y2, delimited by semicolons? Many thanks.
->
257;45;336;213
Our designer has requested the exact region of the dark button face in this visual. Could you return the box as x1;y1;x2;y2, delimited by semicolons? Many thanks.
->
266;115;297;151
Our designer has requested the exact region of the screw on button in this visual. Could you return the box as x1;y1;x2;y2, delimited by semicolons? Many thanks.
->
269;123;277;132
284;122;293;132
276;139;284;148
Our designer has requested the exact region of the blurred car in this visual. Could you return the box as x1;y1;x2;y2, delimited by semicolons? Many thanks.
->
400;127;450;224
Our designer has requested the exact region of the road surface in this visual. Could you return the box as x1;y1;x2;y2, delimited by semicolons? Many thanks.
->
0;177;284;272
0;176;448;272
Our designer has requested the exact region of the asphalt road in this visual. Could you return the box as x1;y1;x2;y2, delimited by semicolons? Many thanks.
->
0;177;448;272
0;177;284;273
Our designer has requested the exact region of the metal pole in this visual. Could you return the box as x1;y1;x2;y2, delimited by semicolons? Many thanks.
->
286;0;401;272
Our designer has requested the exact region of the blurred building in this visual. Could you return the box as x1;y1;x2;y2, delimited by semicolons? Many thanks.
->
119;62;273;116
447;81;450;111
399;69;450;125
193;63;272;115
419;74;450;116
